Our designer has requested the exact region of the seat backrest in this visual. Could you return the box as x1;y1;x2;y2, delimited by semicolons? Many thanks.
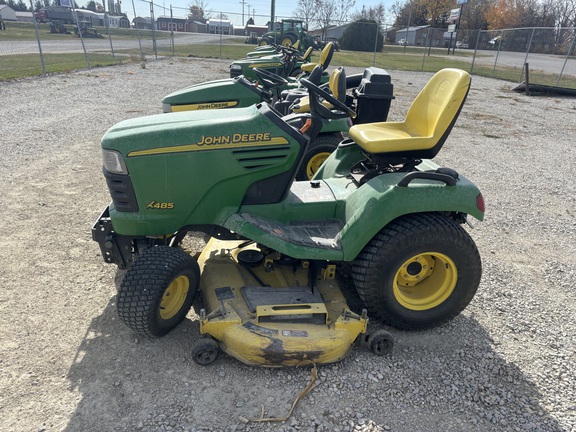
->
292;40;300;50
319;42;334;70
328;66;346;103
302;46;313;61
405;68;470;146
308;64;323;85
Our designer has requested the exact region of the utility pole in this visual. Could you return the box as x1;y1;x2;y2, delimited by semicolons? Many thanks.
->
240;0;246;26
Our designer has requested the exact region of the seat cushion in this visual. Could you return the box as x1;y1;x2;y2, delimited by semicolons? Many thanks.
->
349;122;436;154
301;62;318;72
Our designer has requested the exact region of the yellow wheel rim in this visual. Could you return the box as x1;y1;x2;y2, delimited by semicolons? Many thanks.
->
393;253;457;311
159;275;189;320
306;152;331;179
281;37;293;47
259;40;268;46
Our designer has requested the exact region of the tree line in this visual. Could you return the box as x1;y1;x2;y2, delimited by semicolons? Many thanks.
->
293;0;576;31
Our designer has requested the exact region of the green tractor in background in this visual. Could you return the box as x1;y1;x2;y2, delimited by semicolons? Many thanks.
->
259;19;317;49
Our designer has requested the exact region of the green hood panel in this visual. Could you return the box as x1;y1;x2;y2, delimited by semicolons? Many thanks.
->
162;78;261;110
103;106;305;235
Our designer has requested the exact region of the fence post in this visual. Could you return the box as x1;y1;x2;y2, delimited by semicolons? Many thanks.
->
170;5;174;56
150;0;157;58
29;0;46;76
219;12;223;59
71;7;91;69
372;21;378;66
421;29;429;70
131;0;145;61
492;30;504;77
520;27;535;82
102;0;116;61
470;29;482;74
557;31;576;86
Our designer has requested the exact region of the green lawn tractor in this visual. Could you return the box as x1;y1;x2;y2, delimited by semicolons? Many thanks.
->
93;68;484;367
162;64;394;180
229;41;333;81
244;40;303;59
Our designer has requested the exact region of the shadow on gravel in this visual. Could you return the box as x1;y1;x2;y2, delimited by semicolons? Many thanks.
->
63;293;564;432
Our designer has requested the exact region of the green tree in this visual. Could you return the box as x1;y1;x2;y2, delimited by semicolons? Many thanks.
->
86;0;97;11
340;19;383;51
246;17;254;25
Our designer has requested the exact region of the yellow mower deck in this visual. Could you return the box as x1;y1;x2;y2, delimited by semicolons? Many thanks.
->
195;239;369;367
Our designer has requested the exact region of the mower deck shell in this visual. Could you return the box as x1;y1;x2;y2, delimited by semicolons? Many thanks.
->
196;239;368;367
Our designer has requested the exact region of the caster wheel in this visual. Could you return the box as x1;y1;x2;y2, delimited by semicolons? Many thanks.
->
368;330;394;356
191;338;220;365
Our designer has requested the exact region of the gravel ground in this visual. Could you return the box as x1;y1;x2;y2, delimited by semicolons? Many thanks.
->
0;57;575;432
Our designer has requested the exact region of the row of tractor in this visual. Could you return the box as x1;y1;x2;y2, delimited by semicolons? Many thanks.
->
93;41;485;366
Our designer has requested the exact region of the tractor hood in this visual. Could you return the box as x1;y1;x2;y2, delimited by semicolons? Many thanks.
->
102;105;279;156
100;104;308;235
231;54;284;69
162;77;262;112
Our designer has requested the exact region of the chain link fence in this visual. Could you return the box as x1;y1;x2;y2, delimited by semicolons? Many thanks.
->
1;5;575;90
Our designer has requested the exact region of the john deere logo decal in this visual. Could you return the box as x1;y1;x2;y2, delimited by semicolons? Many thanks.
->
171;101;238;112
249;63;281;68
128;133;289;157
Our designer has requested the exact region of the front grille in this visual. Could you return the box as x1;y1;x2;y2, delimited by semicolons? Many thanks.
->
103;168;139;212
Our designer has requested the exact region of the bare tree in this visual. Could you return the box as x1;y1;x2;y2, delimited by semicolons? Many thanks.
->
335;0;356;24
314;0;355;38
351;2;387;23
189;0;210;21
294;0;317;30
316;0;337;37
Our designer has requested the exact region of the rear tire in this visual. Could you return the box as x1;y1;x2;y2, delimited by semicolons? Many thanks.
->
281;35;297;47
352;213;481;330
118;246;200;337
296;133;343;181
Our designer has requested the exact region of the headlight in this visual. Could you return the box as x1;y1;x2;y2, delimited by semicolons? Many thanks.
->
102;149;128;175
230;64;242;71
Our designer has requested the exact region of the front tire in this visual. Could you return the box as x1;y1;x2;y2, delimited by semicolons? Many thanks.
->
296;133;343;181
352;213;481;330
259;38;270;46
118;246;200;337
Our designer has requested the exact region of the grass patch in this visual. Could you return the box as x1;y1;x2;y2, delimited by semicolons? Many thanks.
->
0;52;124;80
0;21;171;41
1;29;575;89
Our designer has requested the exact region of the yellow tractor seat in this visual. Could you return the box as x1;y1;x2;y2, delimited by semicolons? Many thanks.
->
292;40;300;50
349;68;471;159
293;66;346;114
301;46;313;62
300;42;334;72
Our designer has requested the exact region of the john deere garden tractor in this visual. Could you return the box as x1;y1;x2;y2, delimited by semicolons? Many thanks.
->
93;68;484;367
259;19;316;49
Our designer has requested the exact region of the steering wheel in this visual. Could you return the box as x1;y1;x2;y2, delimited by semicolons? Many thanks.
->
280;45;302;58
253;68;288;89
299;78;356;119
